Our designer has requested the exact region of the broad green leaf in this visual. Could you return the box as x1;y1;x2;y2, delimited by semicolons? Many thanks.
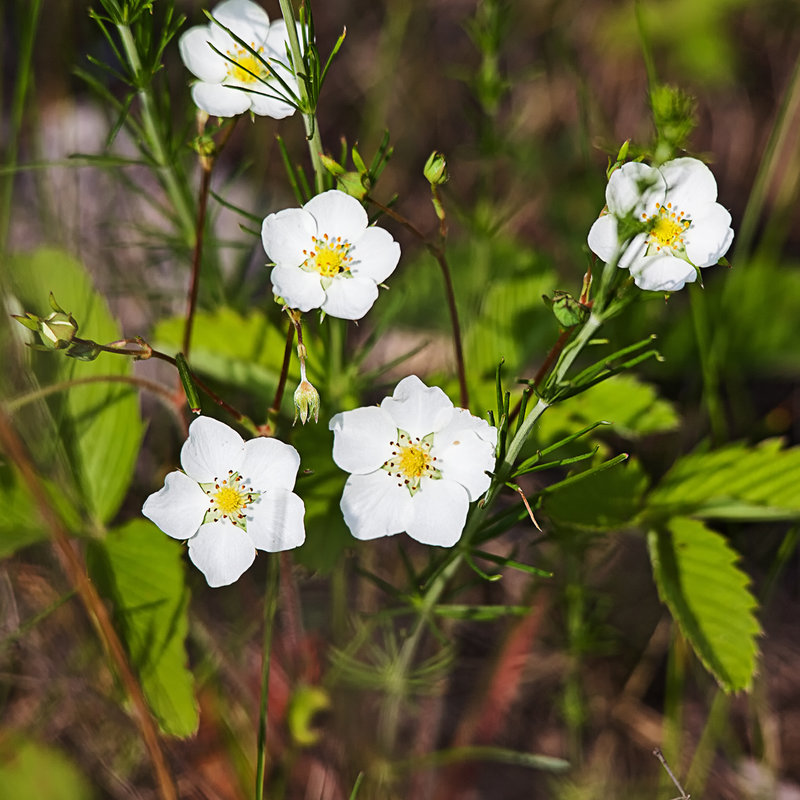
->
535;374;679;445
7;248;144;524
0;735;95;799
541;457;647;530
0;462;82;557
87;519;198;737
646;439;800;522
648;518;760;692
153;307;296;412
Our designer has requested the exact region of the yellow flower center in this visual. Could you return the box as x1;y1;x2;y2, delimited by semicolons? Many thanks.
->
302;234;353;278
213;485;246;515
204;471;259;528
398;443;430;478
226;44;267;84
642;202;690;254
382;431;442;496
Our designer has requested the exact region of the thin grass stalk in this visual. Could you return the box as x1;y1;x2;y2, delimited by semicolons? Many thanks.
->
0;409;178;800
115;22;196;244
0;0;42;254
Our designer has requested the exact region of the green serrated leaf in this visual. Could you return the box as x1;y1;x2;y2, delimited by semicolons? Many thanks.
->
648;518;760;693
646;439;800;522
8;249;144;525
0;735;95;800
87;519;198;737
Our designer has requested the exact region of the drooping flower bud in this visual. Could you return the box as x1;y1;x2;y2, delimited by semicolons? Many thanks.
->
293;379;320;425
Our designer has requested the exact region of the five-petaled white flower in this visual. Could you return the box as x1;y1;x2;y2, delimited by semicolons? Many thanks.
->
329;376;497;547
142;417;305;587
587;157;734;292
179;0;297;119
261;190;401;321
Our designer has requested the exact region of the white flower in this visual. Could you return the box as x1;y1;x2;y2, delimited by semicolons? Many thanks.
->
587;157;734;292
261;190;401;321
142;417;305;587
329;376;497;547
179;0;298;119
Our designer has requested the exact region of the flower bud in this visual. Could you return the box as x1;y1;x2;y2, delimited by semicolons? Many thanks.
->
293;379;320;425
424;151;448;185
13;293;78;350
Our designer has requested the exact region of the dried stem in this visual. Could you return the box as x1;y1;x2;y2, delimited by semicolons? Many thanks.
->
267;319;296;426
182;118;239;359
0;409;178;800
365;195;468;408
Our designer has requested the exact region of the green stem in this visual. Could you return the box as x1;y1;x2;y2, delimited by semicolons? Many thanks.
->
255;554;281;800
115;23;196;244
689;285;727;443
277;0;326;193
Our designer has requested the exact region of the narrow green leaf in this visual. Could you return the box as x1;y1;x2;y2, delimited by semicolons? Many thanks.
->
432;604;530;621
87;519;198;737
648;518;760;693
646;439;800;522
540;456;645;530
535;374;679;444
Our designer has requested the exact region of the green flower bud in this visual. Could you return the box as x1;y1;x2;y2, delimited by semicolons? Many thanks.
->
293;379;320;425
424;151;448;185
13;293;78;350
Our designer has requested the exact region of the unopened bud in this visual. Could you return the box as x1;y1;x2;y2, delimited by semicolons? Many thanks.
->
424;151;448;185
12;293;79;350
293;379;320;425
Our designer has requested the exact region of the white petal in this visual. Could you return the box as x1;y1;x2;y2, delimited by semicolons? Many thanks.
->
631;255;697;292
261;207;316;267
240;436;300;492
660;157;718;209
380;375;454;438
270;265;326;311
179;27;228;82
191;82;251;117
266;20;305;64
607;161;665;216
304;190;368;242
587;214;619;263
247;489;305;551
180;416;244;483
617;233;649;271
340;472;413;540
187;520;256;587
330;406;396;474
350;226;401;284
249;86;296;118
684;203;733;267
436;429;496;501
142;471;208;540
320;275;379;320
406;480;469;547
212;0;270;42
